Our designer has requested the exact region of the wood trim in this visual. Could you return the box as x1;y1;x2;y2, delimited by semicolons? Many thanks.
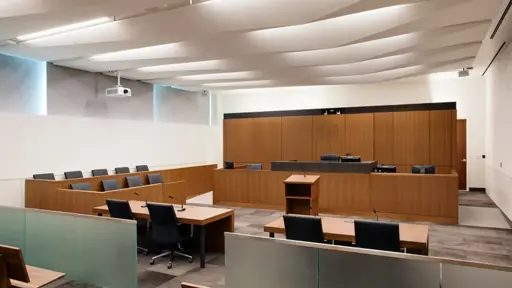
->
224;102;456;119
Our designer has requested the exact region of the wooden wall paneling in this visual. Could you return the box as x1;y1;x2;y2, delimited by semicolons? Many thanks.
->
393;111;430;165
396;165;412;174
436;166;453;174
223;118;254;162
345;113;374;161
318;173;371;214
252;117;282;162
164;164;216;199
374;112;394;165
281;116;313;161
25;180;63;209
419;175;458;218
430;110;453;166
313;115;346;160
370;174;421;215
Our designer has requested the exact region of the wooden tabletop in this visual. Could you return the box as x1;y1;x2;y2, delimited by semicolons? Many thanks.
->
93;201;234;226
11;265;65;288
284;175;320;184
264;216;429;250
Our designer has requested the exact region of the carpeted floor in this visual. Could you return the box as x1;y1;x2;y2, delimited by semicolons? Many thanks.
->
133;191;512;288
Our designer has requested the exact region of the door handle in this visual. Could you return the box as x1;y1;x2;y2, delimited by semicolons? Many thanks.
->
461;159;467;162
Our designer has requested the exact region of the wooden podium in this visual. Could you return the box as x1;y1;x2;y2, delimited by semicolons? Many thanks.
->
284;175;320;216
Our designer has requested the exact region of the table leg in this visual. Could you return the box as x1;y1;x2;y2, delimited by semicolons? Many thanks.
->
200;225;206;268
97;212;102;216
269;232;275;238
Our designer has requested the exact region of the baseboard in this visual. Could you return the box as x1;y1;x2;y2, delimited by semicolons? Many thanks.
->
468;187;486;192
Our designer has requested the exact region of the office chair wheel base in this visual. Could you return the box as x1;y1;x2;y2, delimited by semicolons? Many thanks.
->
143;250;149;256
149;259;155;265
188;258;193;263
167;263;172;269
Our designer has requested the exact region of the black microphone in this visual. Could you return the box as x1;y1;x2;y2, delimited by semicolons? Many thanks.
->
134;192;148;208
373;209;379;222
168;196;186;212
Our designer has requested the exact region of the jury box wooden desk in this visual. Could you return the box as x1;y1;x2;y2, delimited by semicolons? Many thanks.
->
264;217;429;255
25;165;216;214
214;169;459;224
93;201;235;269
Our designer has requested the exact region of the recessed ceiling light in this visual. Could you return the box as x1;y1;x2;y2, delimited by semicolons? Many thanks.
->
137;60;226;72
203;80;273;87
177;71;256;81
16;17;113;42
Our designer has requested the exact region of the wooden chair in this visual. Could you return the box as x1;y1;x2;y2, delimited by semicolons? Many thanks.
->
181;282;211;288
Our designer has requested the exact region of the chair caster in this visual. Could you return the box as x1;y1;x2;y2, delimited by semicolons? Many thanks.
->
143;250;149;256
167;263;172;269
188;258;194;263
149;259;155;265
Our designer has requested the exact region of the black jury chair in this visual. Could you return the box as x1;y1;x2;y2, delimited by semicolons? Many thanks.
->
115;167;130;174
92;169;109;177
283;215;324;244
247;164;263;170
136;165;149;172
64;171;83;179
33;173;55;180
146;203;193;269
354;220;401;252
126;176;143;188
147;174;163;185
101;179;121;191
71;182;92;191
106;199;148;254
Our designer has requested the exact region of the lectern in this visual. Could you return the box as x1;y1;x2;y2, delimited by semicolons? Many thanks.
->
284;175;320;216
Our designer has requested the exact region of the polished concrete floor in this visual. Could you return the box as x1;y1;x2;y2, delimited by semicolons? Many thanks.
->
131;190;512;288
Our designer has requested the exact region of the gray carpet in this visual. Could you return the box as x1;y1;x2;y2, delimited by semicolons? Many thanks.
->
459;190;498;208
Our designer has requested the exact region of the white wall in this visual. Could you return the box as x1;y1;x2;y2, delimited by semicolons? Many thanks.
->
0;54;217;207
485;42;512;220
217;74;487;188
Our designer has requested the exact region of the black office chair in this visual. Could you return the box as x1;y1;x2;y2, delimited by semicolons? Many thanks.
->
283;215;324;244
320;154;340;162
71;182;92;191
147;202;193;269
33;173;55;180
92;169;109;177
115;167;130;174
126;176;143;188
64;170;83;179
354;220;401;252
247;164;263;170
147;174;163;185
412;165;436;174
101;179;121;191
106;199;148;254
136;165;149;172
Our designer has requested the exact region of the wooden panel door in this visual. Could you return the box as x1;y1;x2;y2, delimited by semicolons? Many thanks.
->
252;117;282;163
281;116;313;161
345;113;374;161
393;111;430;165
313;115;346;160
374;112;394;164
430;110;454;166
457;119;467;190
223;118;254;162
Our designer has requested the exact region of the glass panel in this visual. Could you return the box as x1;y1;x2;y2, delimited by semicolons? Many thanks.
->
442;263;512;288
25;210;76;276
0;205;26;249
225;234;318;288
74;215;137;288
318;248;440;288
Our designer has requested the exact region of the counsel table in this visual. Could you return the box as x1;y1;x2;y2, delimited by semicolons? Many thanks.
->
93;201;234;268
264;216;429;255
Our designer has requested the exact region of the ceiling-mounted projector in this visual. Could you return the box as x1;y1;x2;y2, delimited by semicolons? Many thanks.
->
106;71;131;97
458;67;473;78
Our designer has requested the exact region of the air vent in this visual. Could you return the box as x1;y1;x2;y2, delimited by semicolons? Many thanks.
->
490;0;512;39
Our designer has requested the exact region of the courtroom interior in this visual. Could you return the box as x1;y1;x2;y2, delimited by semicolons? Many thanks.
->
1;1;512;288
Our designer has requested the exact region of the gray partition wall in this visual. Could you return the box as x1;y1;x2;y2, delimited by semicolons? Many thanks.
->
225;233;512;288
